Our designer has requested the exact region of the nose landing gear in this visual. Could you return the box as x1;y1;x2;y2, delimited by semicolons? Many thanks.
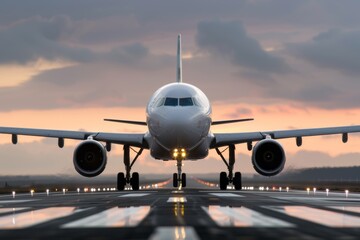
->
173;160;186;188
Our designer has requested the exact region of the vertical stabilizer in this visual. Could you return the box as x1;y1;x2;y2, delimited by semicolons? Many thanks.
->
176;34;182;83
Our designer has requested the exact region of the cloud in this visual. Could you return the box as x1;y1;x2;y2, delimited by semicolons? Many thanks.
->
0;15;95;64
288;29;360;75
196;20;291;74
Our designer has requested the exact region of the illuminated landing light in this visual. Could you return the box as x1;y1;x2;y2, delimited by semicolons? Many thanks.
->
313;188;317;195
77;188;80;194
326;188;329;196
345;190;349;198
98;188;101;192
306;188;310;195
279;187;282;192
286;187;289;192
63;189;66;195
84;188;89;192
173;149;179;158
266;187;269;191
12;191;15;199
30;189;35;197
46;189;50;196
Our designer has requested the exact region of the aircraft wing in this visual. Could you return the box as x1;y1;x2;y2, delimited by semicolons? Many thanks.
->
0;126;147;148
212;125;360;148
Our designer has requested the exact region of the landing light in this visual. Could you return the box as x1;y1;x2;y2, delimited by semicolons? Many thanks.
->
173;148;187;159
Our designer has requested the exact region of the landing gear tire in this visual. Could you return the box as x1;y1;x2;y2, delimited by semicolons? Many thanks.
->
181;173;186;187
173;173;178;188
130;172;139;191
220;171;228;190
117;172;126;191
233;172;242;190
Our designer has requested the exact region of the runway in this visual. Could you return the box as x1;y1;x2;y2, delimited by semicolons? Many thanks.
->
0;179;359;239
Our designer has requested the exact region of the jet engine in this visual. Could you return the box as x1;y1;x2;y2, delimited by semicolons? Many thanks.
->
251;139;286;176
73;140;107;177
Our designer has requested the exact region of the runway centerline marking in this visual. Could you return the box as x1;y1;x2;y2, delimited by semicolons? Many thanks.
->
62;206;151;228
167;197;187;203
203;206;293;227
0;207;77;229
119;193;151;197
149;226;199;240
266;206;360;227
208;193;244;197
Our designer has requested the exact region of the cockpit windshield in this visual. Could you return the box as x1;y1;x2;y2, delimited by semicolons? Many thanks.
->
160;97;196;107
164;97;178;106
179;97;193;106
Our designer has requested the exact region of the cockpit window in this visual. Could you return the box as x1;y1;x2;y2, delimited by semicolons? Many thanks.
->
179;97;193;106
164;97;178;106
155;98;165;107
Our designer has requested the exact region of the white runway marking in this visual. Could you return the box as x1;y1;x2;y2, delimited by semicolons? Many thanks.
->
266;206;360;227
0;200;37;204
203;206;292;227
119;193;151;197
0;208;27;214
63;206;150;228
208;193;244;198
0;207;76;229
167;197;187;203
149;226;199;240
330;206;360;214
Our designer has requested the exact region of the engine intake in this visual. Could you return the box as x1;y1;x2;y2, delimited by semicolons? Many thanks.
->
73;140;107;177
252;139;286;176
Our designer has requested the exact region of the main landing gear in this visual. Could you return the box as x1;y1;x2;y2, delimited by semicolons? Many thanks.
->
216;144;242;190
173;159;186;188
117;145;143;191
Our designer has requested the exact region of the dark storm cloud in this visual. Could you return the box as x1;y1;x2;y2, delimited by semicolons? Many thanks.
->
196;20;291;74
0;15;95;64
288;29;360;75
0;15;173;66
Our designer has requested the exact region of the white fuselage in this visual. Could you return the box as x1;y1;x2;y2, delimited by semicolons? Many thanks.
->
146;83;212;160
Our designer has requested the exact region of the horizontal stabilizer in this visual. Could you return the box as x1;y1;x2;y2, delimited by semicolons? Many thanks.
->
212;118;254;125
104;119;147;126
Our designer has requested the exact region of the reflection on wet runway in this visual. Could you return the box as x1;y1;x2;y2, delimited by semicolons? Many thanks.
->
149;227;199;240
203;206;292;227
0;207;76;229
62;206;150;228
267;206;360;227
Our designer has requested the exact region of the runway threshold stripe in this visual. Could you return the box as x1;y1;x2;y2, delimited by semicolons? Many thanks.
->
329;206;360;214
266;206;360;227
0;207;76;229
202;206;293;227
149;227;199;240
208;193;244;197
62;206;150;228
0;208;27;214
119;193;151;197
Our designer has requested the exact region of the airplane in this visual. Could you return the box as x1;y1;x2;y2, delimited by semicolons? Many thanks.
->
1;34;360;191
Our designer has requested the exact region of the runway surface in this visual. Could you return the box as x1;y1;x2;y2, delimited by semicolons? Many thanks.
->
0;179;359;239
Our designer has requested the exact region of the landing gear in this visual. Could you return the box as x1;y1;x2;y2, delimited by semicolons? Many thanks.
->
173;160;186;188
216;144;242;190
117;145;143;191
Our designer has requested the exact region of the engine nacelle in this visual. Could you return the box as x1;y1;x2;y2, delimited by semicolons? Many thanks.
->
73;140;107;177
252;139;286;176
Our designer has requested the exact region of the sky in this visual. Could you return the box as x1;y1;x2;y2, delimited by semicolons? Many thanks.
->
0;0;359;176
